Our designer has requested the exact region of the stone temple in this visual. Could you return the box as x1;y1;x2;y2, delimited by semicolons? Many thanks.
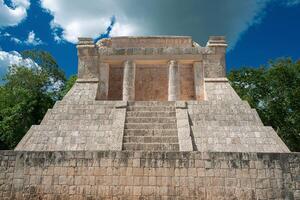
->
1;36;299;199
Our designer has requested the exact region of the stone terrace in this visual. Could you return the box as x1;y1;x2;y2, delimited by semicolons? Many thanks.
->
1;151;299;199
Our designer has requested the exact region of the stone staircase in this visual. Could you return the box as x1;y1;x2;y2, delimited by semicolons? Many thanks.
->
122;101;179;151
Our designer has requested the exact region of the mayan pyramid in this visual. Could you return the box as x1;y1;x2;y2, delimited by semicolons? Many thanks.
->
1;36;297;200
15;36;289;153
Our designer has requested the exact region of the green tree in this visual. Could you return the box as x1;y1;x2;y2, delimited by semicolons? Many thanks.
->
0;50;69;149
21;50;66;100
0;66;54;148
59;75;77;97
228;58;300;151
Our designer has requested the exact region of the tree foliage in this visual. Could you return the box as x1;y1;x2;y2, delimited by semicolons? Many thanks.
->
0;50;73;149
59;75;77;97
228;58;300;151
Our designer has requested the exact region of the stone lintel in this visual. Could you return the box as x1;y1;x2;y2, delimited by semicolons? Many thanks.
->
101;57;203;65
111;36;193;48
98;47;210;56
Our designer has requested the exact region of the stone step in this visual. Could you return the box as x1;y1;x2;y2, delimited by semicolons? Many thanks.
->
127;106;176;112
50;108;113;115
125;123;177;129
126;111;176;118
192;125;273;132
191;126;278;138
54;100;117;107
123;136;178;143
44;113;112;121
124;129;178;136
188;108;256;115
128;101;175;106
122;143;179;151
187;100;250;107
125;117;176;123
193;120;262;126
41;119;113;126
53;103;115;110
189;113;261;122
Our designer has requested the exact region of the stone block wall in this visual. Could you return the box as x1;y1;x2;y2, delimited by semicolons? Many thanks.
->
107;65;124;100
111;36;193;48
135;64;168;101
105;63;197;101
180;64;196;100
187;79;290;153
15;82;126;151
0;151;299;199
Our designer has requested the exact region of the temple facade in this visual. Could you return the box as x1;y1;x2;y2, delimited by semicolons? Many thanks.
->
77;36;226;101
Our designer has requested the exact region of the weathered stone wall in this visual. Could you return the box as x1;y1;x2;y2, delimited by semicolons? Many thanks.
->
187;79;290;153
111;36;193;48
135;64;168;101
1;151;299;199
106;64;197;101
107;65;123;100
15;82;126;151
180;64;196;100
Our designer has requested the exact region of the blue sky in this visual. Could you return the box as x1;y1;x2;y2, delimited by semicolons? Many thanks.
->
0;0;300;79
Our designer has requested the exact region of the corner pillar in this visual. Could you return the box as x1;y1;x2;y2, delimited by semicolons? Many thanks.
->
122;60;136;101
76;38;99;80
205;36;227;78
168;60;180;101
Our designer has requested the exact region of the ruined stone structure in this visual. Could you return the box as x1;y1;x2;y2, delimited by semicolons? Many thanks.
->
0;36;299;199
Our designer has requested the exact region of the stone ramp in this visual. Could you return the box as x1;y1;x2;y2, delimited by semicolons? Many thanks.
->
122;101;179;151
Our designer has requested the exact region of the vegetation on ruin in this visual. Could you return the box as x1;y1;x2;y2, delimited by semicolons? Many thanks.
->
228;58;300;152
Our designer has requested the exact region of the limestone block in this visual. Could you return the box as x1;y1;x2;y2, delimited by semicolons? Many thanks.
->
176;108;193;151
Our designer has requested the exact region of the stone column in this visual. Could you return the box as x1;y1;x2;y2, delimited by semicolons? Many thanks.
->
168;60;180;101
205;36;227;78
193;61;205;100
98;62;109;100
122;60;136;101
76;38;99;80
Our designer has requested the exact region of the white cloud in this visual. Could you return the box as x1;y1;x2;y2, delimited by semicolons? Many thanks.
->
0;50;39;79
0;0;30;27
39;0;300;48
25;31;43;46
285;0;300;6
39;0;270;48
0;31;43;46
11;37;22;44
40;0;140;43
